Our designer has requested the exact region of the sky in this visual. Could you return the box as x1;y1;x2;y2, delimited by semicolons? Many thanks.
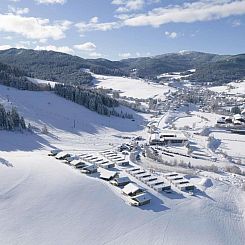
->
0;0;245;60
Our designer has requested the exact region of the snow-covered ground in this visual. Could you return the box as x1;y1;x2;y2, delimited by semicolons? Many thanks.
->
0;85;245;245
93;74;174;99
209;80;245;95
27;77;59;88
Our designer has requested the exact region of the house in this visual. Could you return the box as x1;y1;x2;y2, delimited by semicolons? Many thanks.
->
177;182;195;191
135;172;151;180
126;167;140;173
99;169;118;181
81;164;97;174
70;159;86;168
233;114;244;122
82;154;93;160
131;170;145;177
130;193;151;206
48;149;61;156
101;162;115;169
65;155;79;163
122;183;144;196
149;130;188;145
163;172;179;178
172;179;189;187
153;183;171;192
116;159;129;166
148;179;165;188
166;175;184;182
142;176;157;184
110;176;131;186
55;152;71;160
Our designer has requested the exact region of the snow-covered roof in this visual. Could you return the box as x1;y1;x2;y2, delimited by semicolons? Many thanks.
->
70;159;85;166
56;152;69;158
123;183;142;195
99;169;117;180
234;114;243;120
132;193;151;203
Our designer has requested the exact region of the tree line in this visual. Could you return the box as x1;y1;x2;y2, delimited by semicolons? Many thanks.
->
0;104;26;130
54;84;133;119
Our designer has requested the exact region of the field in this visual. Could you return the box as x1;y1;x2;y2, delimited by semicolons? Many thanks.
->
93;74;175;99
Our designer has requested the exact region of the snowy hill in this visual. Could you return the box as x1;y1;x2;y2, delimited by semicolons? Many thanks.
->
0;85;245;245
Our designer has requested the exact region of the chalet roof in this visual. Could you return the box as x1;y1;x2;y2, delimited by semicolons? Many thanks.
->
123;183;142;195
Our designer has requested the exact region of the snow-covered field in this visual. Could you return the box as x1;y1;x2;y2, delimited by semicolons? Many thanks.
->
0;85;245;245
209;80;245;95
93;74;174;99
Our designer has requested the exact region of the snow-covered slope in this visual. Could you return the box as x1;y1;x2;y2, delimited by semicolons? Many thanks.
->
93;74;174;99
0;85;245;245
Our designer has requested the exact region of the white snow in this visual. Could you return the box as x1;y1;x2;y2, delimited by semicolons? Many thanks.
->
27;77;59;88
209;80;245;95
93;74;174;99
0;84;245;245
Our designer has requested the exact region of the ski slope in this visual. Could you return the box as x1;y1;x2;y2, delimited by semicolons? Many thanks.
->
0;85;245;245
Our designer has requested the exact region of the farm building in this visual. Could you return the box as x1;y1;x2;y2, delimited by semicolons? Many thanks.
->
149;130;188;145
110;176;131;186
122;183;144;196
130;193;151;206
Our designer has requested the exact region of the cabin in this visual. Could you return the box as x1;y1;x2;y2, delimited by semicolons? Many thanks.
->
172;179;189;187
142;176;157;184
167;175;184;182
130;193;151;206
153;183;171;192
131;170;145;177
101;162;115;169
135;172;151;180
99;169;118;181
70;159;86;168
122;183;144;196
65;155;79;163
55;152;71;160
126;167;140;173
81;164;97;174
110;176;131;186
48;149;61;156
148;179;165;188
177;182;195;191
116;159;130;166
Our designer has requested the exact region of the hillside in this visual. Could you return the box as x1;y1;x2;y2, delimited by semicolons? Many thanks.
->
0;49;245;86
0;61;41;90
